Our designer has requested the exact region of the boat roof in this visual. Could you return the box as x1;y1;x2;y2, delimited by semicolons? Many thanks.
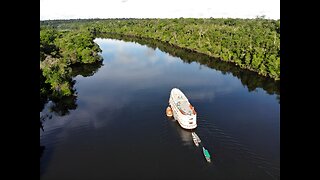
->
171;88;189;102
171;88;196;115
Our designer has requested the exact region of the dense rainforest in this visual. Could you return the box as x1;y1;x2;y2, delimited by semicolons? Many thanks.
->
41;18;280;80
40;26;103;115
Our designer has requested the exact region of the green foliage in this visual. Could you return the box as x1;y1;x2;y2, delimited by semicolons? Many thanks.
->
54;29;102;64
45;18;278;80
40;55;72;97
40;27;102;100
40;28;60;61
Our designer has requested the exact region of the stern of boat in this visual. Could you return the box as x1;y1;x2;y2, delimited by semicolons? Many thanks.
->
179;114;197;129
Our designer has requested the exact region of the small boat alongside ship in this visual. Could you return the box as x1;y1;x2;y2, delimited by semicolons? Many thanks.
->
169;88;197;129
202;147;211;163
191;132;201;147
166;106;173;117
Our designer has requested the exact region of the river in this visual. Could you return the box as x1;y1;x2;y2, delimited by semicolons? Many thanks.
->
40;38;280;180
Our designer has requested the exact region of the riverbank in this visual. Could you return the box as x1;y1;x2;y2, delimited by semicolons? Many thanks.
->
89;18;280;80
99;32;280;82
98;33;279;97
41;18;280;80
40;27;103;108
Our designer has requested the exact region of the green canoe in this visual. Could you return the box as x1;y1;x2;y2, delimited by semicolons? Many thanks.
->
202;147;211;162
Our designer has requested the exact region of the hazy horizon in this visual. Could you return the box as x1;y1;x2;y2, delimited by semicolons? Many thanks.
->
40;0;280;21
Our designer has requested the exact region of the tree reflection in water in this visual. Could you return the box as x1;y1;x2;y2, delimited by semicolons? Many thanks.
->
99;33;280;102
40;35;280;158
40;60;103;116
40;60;103;156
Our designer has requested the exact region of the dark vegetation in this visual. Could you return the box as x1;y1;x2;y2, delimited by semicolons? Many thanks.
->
41;18;280;80
40;26;103;119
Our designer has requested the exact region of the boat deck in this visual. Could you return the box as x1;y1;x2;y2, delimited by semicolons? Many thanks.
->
175;95;193;115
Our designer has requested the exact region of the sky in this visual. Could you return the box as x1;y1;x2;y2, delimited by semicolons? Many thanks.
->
40;0;280;20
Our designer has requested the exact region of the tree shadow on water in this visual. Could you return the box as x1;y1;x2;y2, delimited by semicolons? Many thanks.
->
40;59;104;176
100;33;280;103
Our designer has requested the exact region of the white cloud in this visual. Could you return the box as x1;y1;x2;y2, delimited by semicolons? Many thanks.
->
41;0;280;20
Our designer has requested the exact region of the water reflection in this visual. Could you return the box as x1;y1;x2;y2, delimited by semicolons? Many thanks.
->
40;61;104;159
40;60;103;117
40;37;279;180
168;117;213;163
99;33;280;103
50;95;78;116
93;38;240;107
175;124;193;146
70;61;104;78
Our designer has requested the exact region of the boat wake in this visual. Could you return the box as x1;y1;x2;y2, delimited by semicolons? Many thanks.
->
196;116;280;179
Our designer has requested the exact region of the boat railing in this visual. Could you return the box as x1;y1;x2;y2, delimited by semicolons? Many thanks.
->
179;108;187;115
189;104;197;115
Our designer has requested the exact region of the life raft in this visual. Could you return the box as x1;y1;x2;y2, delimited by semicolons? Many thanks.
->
166;106;173;117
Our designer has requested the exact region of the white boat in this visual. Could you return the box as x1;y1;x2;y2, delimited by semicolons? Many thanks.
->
192;133;199;147
191;132;201;146
169;88;197;129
